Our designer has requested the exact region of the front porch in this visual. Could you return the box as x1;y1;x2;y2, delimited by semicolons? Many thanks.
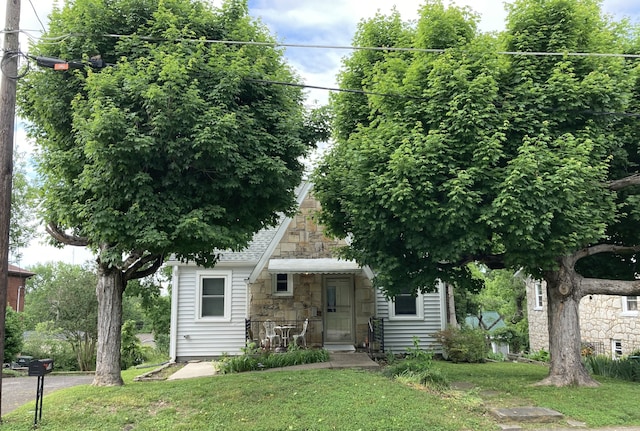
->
245;317;385;354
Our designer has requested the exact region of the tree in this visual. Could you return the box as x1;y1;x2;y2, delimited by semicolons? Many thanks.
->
314;0;640;386
10;151;37;262
18;0;325;385
24;262;99;371
4;306;24;363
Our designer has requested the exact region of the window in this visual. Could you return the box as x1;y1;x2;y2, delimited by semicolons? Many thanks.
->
534;281;544;310
612;339;623;359
272;273;293;296
389;289;424;320
197;271;231;321
622;296;638;315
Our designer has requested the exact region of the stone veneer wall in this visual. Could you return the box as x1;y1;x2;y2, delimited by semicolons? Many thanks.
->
249;192;375;347
527;280;640;357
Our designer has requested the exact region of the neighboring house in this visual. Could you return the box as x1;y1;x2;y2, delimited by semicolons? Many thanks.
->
465;311;509;356
7;264;35;312
169;182;446;361
527;279;640;358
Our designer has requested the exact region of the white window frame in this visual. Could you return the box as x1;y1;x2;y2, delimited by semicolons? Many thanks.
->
612;339;623;359
389;291;424;321
272;273;293;297
534;281;544;310
621;296;638;316
196;270;232;322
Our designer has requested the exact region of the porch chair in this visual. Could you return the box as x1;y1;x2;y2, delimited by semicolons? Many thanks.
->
263;320;281;349
292;318;309;347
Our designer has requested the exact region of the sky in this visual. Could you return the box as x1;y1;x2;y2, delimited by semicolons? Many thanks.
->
3;0;640;268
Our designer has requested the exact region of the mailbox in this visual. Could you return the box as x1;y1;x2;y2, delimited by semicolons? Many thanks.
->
28;359;54;377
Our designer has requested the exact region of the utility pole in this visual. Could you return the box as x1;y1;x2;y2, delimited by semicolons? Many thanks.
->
0;0;21;421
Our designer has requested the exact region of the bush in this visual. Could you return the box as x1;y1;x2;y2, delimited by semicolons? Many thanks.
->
218;344;329;373
434;327;489;363
121;320;146;369
21;322;79;371
382;337;449;390
525;349;550;362
4;306;23;363
585;355;640;382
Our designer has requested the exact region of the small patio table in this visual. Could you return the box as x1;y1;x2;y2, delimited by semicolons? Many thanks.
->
275;324;296;348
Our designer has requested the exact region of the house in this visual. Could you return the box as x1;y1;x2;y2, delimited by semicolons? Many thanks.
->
168;182;446;361
527;279;640;358
7;264;35;312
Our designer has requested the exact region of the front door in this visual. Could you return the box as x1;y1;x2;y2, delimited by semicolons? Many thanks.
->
324;277;353;343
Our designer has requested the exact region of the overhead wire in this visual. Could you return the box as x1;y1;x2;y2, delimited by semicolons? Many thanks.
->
2;29;640;58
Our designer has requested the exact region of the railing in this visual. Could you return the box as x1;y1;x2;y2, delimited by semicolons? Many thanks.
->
581;340;605;356
368;317;384;353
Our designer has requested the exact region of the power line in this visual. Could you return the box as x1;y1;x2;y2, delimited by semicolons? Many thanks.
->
2;29;640;59
26;0;47;33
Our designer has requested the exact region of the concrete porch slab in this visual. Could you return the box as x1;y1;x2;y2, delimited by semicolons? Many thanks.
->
491;407;564;423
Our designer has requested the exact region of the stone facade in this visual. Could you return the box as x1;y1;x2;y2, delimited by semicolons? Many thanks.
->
527;280;640;357
248;192;375;347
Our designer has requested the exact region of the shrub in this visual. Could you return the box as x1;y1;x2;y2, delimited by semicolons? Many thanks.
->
218;345;329;373
383;337;449;390
4;306;23;363
525;349;550;362
585;355;640;382
121;320;146;369
21;322;79;371
434;327;489;363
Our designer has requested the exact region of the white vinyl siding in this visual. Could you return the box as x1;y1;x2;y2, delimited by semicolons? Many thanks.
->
376;283;445;352
174;265;250;360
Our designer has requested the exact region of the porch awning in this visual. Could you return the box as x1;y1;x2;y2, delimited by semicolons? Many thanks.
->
267;258;361;274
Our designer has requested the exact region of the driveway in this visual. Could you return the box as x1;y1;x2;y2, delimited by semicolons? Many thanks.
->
2;374;95;415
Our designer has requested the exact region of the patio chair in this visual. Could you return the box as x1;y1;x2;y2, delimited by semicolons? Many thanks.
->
292;318;309;347
263;320;281;349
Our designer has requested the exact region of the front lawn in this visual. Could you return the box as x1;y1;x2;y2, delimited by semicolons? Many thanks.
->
1;360;639;430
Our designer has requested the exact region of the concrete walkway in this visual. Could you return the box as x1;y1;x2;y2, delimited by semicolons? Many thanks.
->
166;352;378;380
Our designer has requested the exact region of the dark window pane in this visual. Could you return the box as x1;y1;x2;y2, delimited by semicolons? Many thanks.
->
395;295;416;315
276;273;288;292
202;297;224;316
203;278;224;296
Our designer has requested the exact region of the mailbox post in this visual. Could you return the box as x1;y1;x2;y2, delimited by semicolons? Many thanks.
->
28;359;54;427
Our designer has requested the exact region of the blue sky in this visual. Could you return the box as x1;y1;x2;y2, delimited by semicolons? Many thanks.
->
3;0;640;266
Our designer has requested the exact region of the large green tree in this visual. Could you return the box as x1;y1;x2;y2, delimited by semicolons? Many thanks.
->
18;0;324;385
24;263;99;371
314;0;640;386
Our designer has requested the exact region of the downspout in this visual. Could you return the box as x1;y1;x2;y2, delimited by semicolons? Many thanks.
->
16;285;23;312
169;265;179;363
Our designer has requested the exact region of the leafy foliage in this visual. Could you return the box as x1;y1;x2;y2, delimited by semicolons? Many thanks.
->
585;355;640;382
434;327;489;363
18;0;322;267
120;320;145;369
218;344;329;373
383;337;450;390
314;0;638;288
24;262;99;370
4;307;24;363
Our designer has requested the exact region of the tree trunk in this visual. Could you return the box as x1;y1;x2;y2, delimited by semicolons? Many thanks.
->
537;265;598;387
93;264;124;386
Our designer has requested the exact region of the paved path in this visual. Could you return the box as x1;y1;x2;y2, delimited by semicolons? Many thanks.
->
2;374;95;415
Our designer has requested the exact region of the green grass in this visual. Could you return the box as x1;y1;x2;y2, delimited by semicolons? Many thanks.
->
437;361;640;428
2;361;640;430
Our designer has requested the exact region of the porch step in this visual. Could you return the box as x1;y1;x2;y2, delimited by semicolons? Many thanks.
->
324;344;356;352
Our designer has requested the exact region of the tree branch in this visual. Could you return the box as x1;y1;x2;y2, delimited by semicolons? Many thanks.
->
45;223;89;247
608;173;640;191
573;243;640;262
122;252;164;282
579;275;640;296
458;253;506;269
